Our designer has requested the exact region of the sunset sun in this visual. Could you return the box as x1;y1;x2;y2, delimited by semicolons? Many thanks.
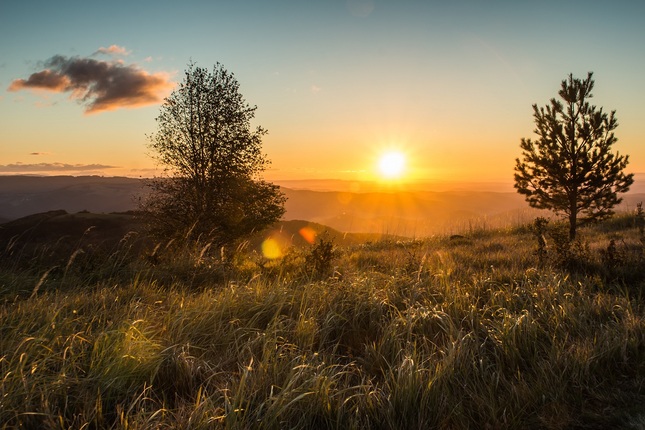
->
378;151;406;179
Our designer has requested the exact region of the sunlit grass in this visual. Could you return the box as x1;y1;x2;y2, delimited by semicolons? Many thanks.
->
1;213;645;428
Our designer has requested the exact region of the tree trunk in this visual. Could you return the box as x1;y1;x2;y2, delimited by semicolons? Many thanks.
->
569;194;577;240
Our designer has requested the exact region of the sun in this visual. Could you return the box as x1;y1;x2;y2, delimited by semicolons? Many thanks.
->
378;151;406;179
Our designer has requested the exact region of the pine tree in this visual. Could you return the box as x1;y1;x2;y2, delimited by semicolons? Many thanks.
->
514;72;633;240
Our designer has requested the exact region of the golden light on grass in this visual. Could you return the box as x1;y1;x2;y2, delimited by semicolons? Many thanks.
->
378;151;406;179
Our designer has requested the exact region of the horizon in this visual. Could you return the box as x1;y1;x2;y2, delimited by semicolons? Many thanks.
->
2;173;645;195
1;1;644;184
2;172;645;239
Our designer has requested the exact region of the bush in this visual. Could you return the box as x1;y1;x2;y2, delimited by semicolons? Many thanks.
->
305;235;337;279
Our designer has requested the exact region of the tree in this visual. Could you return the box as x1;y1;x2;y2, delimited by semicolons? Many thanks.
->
514;72;633;240
143;62;285;247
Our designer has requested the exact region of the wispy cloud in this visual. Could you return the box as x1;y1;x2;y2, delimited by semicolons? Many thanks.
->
311;84;322;94
93;44;131;56
29;152;51;156
0;162;117;173
7;52;174;114
127;167;160;177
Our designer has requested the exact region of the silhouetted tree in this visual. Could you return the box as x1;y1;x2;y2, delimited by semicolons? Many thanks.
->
514;72;633;240
143;62;285;246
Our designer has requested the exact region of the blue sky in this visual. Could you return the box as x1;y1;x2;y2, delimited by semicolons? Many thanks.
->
1;0;644;183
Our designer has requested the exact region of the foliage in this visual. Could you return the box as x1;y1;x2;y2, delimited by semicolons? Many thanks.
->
515;72;633;239
305;235;337;279
143;62;285;247
548;223;592;273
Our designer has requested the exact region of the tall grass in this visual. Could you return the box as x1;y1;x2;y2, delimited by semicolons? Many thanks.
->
2;213;645;428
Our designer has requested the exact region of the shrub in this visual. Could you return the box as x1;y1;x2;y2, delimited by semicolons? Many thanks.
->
305;235;337;279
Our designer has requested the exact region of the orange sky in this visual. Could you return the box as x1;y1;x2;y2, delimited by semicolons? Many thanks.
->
1;1;644;187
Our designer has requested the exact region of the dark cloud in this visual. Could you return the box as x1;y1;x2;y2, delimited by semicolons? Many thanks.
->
0;163;117;172
29;152;51;156
9;69;69;91
8;54;173;113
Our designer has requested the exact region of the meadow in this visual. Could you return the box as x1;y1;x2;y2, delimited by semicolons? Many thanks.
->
1;211;645;429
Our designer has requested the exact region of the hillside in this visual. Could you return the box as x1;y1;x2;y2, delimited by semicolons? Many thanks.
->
0;211;400;268
1;212;645;428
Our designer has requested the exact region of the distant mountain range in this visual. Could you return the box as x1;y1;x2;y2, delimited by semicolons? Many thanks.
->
0;176;144;222
1;175;644;237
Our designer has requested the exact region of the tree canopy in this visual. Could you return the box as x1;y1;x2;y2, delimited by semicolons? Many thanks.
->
514;72;633;239
144;62;285;246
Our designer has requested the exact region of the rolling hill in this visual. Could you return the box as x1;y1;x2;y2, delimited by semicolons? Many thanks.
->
1;175;644;237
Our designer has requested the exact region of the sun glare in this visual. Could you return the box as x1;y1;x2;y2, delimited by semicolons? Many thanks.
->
378;151;406;179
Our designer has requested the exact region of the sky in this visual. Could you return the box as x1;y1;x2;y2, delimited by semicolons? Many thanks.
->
1;0;644;186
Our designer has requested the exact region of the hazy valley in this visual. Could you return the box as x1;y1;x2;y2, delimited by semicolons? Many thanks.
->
3;175;644;237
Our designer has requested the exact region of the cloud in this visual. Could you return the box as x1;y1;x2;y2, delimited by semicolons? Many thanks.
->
8;69;70;91
29;152;51;156
311;84;322;94
126;167;161;177
7;54;174;113
0;162;117;173
94;44;131;56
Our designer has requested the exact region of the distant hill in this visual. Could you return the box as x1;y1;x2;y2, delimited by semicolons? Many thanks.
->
0;210;146;265
0;211;396;266
1;175;643;237
0;175;145;220
281;188;536;236
0;210;139;245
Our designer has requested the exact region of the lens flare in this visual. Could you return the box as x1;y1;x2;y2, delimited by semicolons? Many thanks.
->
261;238;282;259
299;227;317;244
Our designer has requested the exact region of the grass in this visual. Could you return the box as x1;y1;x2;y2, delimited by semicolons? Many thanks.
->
1;213;645;428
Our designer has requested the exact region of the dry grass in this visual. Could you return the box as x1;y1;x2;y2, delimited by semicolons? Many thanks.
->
1;213;645;428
